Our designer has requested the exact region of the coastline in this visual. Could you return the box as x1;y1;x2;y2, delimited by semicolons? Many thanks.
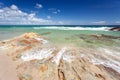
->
0;0;120;79
0;32;120;80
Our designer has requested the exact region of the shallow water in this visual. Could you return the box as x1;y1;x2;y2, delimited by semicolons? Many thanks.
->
0;27;120;47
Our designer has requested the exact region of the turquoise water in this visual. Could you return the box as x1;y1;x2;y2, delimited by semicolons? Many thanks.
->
0;26;120;47
0;26;120;37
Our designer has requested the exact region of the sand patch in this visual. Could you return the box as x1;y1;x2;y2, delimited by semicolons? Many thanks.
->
0;54;18;80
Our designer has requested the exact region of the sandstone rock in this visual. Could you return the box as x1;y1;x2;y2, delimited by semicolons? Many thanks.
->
0;32;120;80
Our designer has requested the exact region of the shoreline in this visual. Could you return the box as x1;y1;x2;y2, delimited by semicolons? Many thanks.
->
0;32;120;80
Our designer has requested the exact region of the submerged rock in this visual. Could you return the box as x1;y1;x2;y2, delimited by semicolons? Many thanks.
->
0;32;120;80
90;34;120;39
109;27;120;31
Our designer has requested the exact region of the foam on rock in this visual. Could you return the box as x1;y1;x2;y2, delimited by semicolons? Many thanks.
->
0;32;120;80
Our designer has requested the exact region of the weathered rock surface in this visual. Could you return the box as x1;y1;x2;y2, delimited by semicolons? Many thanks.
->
0;32;120;80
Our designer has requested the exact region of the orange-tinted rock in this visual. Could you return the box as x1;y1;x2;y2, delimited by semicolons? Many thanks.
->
40;64;48;73
0;32;120;80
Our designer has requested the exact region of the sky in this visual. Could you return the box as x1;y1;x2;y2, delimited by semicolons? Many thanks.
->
0;0;120;25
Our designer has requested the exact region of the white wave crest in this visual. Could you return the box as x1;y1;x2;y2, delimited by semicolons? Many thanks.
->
33;26;111;31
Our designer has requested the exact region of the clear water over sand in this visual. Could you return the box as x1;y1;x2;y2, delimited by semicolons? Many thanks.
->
0;26;120;47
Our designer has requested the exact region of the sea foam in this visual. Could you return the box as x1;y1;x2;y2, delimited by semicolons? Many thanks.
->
91;48;120;73
21;48;55;61
33;26;111;31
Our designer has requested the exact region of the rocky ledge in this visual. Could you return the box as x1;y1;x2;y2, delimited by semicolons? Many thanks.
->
0;32;120;80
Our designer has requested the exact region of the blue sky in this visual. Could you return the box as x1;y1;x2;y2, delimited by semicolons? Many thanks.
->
0;0;120;25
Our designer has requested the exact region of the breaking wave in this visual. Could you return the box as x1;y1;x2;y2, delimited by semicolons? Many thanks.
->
33;26;111;31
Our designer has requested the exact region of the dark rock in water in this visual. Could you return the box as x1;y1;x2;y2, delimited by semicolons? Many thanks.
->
90;34;120;39
41;32;51;35
109;27;120;31
101;34;120;39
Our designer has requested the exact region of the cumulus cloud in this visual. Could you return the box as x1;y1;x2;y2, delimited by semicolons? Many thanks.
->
10;4;18;10
91;21;106;24
48;8;61;14
0;4;52;25
35;3;43;9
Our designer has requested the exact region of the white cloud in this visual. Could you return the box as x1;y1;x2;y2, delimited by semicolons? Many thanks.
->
10;4;18;10
115;21;120;24
47;16;51;19
48;8;61;14
35;3;43;9
91;21;106;24
0;4;52;25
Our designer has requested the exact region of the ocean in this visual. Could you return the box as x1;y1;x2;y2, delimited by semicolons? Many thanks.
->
0;25;120;40
0;25;120;47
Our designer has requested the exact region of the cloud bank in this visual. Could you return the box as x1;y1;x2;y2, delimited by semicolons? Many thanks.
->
0;4;52;25
91;21;106;25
